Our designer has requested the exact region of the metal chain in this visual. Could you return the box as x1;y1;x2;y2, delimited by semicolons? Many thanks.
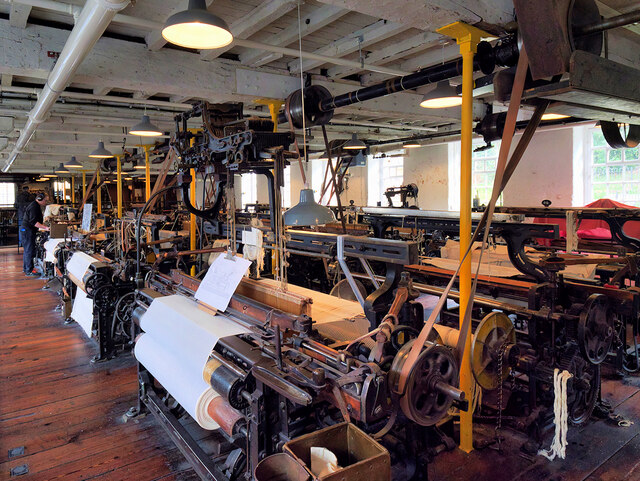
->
495;341;508;451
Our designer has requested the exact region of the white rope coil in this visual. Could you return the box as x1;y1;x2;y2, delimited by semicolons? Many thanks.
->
539;369;573;461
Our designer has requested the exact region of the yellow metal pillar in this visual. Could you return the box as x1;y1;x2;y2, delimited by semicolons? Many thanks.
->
190;168;197;276
71;175;75;204
437;21;490;453
82;171;87;200
144;145;151;202
96;171;102;214
116;155;123;218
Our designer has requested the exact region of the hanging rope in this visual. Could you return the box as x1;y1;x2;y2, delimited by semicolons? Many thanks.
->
538;369;573;461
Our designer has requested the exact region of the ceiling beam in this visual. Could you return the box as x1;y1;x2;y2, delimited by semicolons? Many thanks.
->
1;74;12;87
201;0;298;61
10;3;31;28
0;20;459;124
288;19;406;73
327;31;445;79
240;4;348;67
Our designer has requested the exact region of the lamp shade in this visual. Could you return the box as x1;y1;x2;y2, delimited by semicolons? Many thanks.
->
129;115;163;137
343;133;366;150
420;81;462;109
162;0;233;50
541;113;570;121
403;140;421;148
89;141;113;158
283;188;336;227
64;156;82;168
55;162;69;174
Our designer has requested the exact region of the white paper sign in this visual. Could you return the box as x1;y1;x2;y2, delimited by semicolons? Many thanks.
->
195;254;251;311
82;203;93;232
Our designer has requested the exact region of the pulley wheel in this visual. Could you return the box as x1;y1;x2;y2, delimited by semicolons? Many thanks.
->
389;340;459;426
568;0;603;56
600;122;640;149
284;85;334;129
93;284;119;311
567;356;600;425
471;312;517;390
84;272;110;298
578;294;614;364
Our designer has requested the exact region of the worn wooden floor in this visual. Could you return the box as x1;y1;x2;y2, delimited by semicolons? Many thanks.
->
2;248;640;481
0;248;197;481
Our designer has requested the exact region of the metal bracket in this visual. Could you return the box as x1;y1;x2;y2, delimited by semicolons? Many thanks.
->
10;465;28;477
7;447;24;459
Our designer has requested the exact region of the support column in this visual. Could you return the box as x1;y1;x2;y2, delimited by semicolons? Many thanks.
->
144;145;151;202
71;175;75;205
116;155;123;218
96;171;102;214
437;21;490;454
82;171;86;200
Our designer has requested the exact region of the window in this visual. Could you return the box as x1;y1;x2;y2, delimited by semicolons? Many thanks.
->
282;166;291;208
311;159;337;206
368;151;404;206
586;127;640;206
240;173;257;209
53;180;71;203
0;183;16;208
448;141;502;210
472;142;502;207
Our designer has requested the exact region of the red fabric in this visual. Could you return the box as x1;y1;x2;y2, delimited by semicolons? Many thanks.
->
533;199;640;245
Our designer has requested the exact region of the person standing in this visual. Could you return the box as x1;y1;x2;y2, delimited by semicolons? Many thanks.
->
21;193;49;276
14;185;33;248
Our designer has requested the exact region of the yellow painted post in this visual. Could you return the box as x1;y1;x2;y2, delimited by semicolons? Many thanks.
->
437;21;490;454
144;145;151;202
82;171;87;200
116;155;123;218
190;167;197;276
96;171;102;214
71;175;75;205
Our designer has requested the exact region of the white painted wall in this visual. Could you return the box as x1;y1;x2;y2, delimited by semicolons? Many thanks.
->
502;127;574;207
403;143;449;210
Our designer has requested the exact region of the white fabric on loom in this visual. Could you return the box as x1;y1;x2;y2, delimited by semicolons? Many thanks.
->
71;288;94;337
134;333;221;430
136;295;250;429
44;238;65;263
66;252;99;282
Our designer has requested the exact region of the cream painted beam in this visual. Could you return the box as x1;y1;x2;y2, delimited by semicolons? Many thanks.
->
0;20;460;124
10;3;31;28
327;31;444;79
240;4;348;67
288;19;406;73
1;74;13;87
201;0;297;61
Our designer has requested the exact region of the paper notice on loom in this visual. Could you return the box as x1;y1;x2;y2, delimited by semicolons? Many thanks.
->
195;254;251;311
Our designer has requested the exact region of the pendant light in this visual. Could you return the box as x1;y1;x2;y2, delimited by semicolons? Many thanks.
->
64;156;82;168
89;141;113;159
129;114;163;137
162;0;233;50
420;81;462;109
283;186;336;227
55;162;69;174
343;133;366;150
541;113;570;121
403;140;421;148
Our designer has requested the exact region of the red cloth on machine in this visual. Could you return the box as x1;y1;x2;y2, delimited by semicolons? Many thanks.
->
533;198;640;245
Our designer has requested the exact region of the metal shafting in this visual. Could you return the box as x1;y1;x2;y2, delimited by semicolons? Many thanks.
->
575;9;640;36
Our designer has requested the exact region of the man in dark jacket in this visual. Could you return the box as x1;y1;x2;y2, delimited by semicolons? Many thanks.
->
14;185;33;247
21;193;49;276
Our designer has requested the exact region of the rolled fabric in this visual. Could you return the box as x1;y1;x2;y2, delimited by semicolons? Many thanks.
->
44;238;65;263
70;288;94;337
139;295;250;372
134;333;220;430
66;252;99;281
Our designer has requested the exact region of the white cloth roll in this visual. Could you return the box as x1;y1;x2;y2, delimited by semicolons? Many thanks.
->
66;252;99;282
140;295;250;371
44;238;65;263
134;333;220;430
70;288;94;337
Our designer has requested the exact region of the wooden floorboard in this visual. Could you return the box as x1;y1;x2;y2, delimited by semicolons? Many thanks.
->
3;246;640;481
0;249;191;481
